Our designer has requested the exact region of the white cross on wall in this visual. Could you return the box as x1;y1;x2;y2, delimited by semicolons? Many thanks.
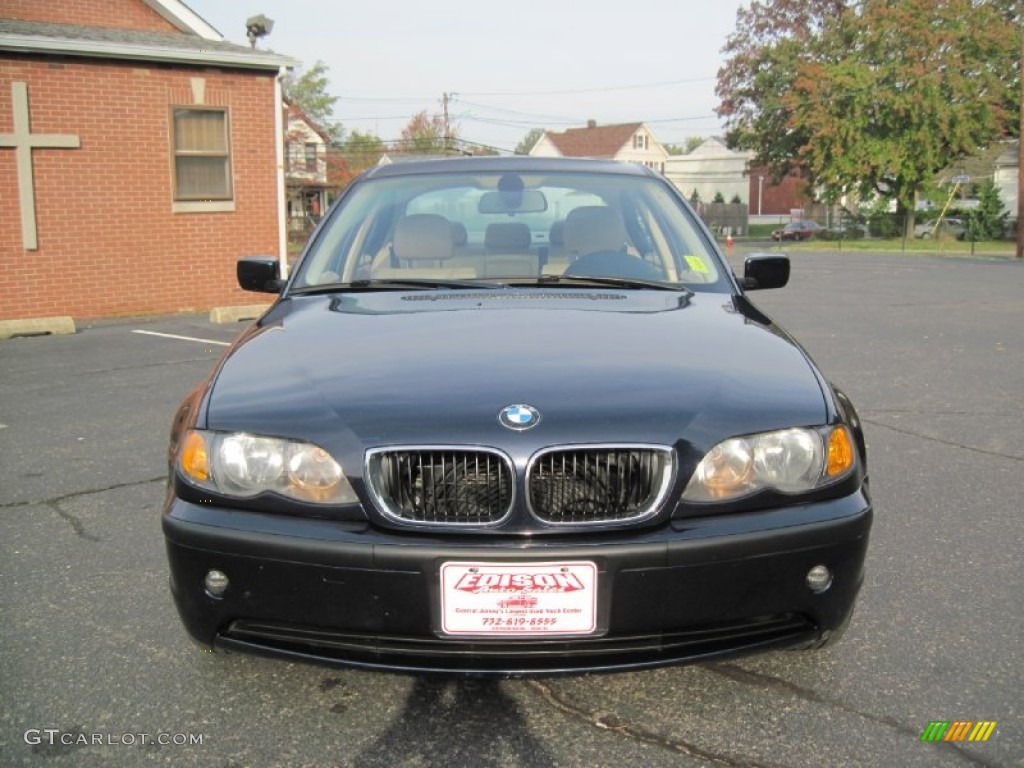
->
0;82;81;250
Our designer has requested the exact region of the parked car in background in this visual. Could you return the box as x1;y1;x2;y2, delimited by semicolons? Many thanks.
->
163;157;871;676
772;220;822;241
913;217;965;240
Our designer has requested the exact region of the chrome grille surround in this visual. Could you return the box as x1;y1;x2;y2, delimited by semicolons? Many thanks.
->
366;447;515;527
526;445;674;526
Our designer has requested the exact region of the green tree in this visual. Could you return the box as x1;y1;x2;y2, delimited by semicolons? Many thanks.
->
397;111;455;154
282;60;342;143
717;0;1020;232
340;130;384;173
665;137;707;155
712;191;726;203
514;128;545;155
965;180;1009;241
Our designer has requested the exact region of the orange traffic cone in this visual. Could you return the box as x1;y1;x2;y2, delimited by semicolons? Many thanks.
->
726;233;734;250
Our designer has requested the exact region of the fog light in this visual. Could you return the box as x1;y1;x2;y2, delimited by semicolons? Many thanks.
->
204;569;229;597
806;565;832;593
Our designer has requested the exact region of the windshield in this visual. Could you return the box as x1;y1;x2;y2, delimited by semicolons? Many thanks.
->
291;168;730;292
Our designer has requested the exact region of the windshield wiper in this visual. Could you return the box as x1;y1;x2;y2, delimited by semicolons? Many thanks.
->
292;278;505;295
530;275;693;293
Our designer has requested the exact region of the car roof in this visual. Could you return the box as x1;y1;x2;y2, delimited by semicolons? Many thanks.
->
362;155;658;180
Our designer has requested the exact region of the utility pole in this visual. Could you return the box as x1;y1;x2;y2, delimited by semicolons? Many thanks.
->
442;92;451;155
1017;19;1023;259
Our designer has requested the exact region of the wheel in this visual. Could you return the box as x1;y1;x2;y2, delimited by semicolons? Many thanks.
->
921;232;931;240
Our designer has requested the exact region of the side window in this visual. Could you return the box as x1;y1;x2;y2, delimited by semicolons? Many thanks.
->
171;107;232;203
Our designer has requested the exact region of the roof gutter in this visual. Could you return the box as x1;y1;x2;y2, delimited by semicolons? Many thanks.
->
274;66;289;280
141;0;222;40
0;34;298;70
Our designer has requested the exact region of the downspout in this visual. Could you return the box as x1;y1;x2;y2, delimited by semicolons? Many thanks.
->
274;65;288;278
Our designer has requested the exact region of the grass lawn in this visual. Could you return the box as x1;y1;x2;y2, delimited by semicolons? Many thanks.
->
781;237;1017;256
729;230;1015;260
746;223;780;238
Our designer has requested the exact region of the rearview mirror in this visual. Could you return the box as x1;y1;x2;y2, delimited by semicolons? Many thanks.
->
237;256;284;293
741;254;790;290
478;189;547;214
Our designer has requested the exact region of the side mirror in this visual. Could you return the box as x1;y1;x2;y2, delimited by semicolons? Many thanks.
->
237;256;285;293
741;254;790;290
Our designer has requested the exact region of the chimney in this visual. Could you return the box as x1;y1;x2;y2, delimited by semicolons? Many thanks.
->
586;119;597;129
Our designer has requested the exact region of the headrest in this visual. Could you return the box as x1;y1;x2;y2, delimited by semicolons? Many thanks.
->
450;221;468;247
563;206;626;255
484;222;532;251
549;220;564;246
393;214;454;261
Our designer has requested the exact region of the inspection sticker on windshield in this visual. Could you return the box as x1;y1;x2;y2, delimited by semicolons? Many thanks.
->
685;255;710;274
440;561;598;636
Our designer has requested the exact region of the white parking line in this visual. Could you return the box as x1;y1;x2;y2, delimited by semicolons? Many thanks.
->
131;329;231;347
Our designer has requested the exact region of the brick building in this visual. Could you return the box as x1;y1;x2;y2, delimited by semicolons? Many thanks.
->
0;0;295;324
747;166;808;217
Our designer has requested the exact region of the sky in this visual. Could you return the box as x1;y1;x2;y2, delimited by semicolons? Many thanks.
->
193;0;747;153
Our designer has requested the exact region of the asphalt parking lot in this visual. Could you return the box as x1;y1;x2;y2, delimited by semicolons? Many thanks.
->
1;249;1021;768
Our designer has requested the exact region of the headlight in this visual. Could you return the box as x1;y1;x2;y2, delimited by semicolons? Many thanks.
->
682;426;856;502
179;430;358;505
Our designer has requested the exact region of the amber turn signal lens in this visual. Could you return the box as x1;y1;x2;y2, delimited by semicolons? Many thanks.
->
181;430;210;481
826;426;855;477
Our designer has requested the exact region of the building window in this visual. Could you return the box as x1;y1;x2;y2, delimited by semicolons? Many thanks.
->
634;134;647;150
304;142;318;172
171;107;232;201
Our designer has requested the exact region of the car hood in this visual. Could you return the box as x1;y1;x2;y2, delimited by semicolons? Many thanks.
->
204;290;827;459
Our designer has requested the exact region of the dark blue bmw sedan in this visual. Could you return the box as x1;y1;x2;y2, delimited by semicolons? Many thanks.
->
163;157;871;675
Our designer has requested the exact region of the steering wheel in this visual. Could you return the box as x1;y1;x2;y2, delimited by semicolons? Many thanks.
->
563;250;665;281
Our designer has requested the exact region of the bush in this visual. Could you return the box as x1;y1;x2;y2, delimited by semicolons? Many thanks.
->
818;227;865;241
963;181;1008;241
868;216;901;238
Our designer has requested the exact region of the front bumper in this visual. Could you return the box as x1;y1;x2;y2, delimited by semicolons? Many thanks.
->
163;490;871;675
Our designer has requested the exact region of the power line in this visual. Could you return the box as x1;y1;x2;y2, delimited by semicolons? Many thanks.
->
453;99;580;124
459;76;717;98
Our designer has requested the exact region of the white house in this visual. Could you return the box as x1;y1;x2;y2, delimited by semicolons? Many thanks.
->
284;101;331;234
664;137;752;205
530;121;668;172
994;140;1019;219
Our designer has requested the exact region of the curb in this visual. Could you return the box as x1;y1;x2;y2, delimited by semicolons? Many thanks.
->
0;316;76;340
208;304;271;324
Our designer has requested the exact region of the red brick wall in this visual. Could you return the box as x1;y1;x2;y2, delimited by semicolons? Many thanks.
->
1;0;179;33
748;167;809;216
0;56;280;320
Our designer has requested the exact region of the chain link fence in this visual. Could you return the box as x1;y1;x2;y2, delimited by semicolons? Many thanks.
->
752;210;1017;254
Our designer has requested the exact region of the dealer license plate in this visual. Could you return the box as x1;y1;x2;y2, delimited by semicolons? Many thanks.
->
439;561;598;637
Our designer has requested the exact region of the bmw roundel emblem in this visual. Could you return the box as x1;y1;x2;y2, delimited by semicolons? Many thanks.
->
498;404;541;431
